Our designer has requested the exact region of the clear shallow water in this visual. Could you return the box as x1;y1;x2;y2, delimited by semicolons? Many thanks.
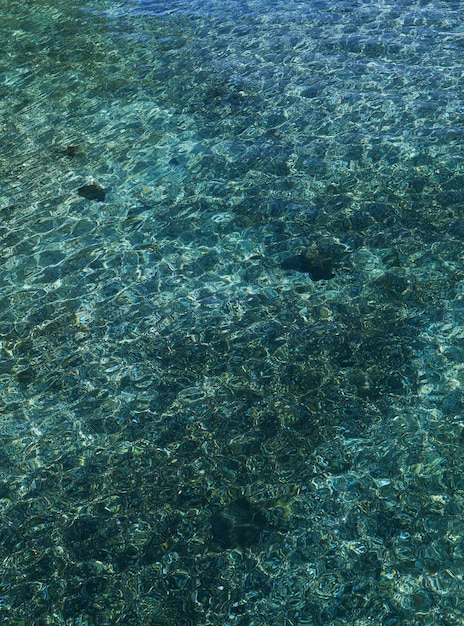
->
2;0;464;623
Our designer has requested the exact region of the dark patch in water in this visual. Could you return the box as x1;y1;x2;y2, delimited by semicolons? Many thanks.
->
211;498;267;548
281;254;335;281
64;145;77;157
77;184;106;202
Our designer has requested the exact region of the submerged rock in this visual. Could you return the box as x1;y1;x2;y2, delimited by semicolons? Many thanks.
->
64;145;77;157
77;184;106;202
211;497;267;548
281;253;335;281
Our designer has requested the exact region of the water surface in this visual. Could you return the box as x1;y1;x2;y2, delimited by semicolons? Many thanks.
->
1;0;464;623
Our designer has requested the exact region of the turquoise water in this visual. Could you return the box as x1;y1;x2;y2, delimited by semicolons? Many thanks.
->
2;0;464;623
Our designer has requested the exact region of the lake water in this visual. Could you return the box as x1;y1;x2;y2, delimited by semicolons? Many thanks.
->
2;0;464;624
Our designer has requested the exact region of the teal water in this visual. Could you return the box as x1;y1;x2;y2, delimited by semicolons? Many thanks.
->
2;0;464;624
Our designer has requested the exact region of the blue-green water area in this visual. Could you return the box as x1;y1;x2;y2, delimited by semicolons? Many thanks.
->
2;0;464;623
